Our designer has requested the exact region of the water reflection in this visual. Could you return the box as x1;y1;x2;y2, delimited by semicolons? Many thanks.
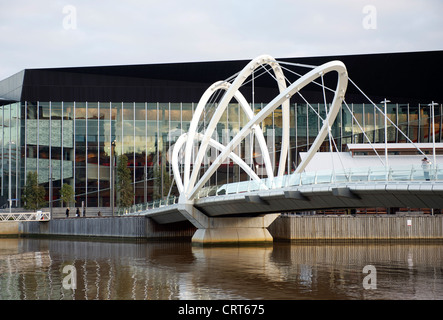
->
0;238;442;300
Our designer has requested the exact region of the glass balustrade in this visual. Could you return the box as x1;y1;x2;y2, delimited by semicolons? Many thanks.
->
123;164;443;214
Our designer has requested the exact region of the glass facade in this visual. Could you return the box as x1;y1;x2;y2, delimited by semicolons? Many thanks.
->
0;101;441;209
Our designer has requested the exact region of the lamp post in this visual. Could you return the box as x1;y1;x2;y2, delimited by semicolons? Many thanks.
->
8;141;15;214
111;140;116;216
428;102;438;169
49;164;53;220
144;164;147;204
381;99;391;168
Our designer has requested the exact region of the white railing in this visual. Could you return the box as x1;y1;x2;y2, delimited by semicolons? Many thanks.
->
0;211;51;222
119;196;179;216
196;164;443;198
124;164;443;214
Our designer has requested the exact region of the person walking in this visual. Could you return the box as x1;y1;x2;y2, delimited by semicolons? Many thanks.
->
422;157;432;181
65;207;70;218
76;207;80;217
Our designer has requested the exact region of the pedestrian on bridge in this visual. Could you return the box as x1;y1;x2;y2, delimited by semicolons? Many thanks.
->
422;157;432;181
65;207;70;218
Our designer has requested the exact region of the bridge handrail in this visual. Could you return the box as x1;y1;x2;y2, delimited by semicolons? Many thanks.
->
120;196;179;216
0;211;50;222
123;164;443;214
195;164;443;199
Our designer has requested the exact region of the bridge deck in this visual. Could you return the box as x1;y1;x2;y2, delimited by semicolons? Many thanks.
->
124;165;443;224
131;180;443;224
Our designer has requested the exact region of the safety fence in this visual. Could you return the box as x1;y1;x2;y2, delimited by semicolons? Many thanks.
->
0;211;50;222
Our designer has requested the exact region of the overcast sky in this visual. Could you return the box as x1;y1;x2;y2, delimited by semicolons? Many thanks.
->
1;0;442;80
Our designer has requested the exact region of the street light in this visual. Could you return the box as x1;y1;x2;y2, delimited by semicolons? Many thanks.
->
8;141;15;214
49;164;53;220
381;99;391;168
428;102;438;169
111;140;116;216
144;164;147;204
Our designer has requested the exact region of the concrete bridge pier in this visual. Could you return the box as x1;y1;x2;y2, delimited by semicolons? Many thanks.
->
177;200;279;245
191;214;279;245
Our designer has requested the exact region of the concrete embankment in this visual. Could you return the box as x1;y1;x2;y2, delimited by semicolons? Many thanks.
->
1;215;442;242
1;216;196;241
0;221;20;237
268;215;443;242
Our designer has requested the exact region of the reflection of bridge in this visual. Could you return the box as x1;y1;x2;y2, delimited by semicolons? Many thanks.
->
129;55;442;245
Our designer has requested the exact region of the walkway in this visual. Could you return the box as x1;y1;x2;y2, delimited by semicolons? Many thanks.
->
127;164;443;224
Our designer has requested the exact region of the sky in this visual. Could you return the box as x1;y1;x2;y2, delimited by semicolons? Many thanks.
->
1;0;442;80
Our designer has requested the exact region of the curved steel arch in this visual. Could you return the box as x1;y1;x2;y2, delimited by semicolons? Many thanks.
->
172;132;265;194
182;80;274;193
173;55;348;202
184;55;290;195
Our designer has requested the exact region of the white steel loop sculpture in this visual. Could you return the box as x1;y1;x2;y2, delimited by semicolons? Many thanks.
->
172;54;348;202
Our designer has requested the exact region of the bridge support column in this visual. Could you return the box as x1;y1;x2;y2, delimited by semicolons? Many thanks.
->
192;214;279;245
178;199;279;245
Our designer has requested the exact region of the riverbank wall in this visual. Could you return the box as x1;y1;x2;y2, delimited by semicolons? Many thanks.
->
2;216;196;241
1;215;442;242
0;221;20;237
268;215;443;242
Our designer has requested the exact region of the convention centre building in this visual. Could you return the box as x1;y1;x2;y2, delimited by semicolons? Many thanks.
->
0;50;442;211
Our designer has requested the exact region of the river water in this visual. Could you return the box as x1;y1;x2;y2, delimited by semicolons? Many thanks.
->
0;238;442;300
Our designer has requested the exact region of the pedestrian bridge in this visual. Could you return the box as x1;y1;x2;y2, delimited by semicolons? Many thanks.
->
0;211;51;222
127;54;442;244
128;164;443;244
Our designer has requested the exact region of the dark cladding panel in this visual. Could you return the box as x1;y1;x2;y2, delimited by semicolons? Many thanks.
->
18;67;215;102
1;51;442;104
281;51;443;103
